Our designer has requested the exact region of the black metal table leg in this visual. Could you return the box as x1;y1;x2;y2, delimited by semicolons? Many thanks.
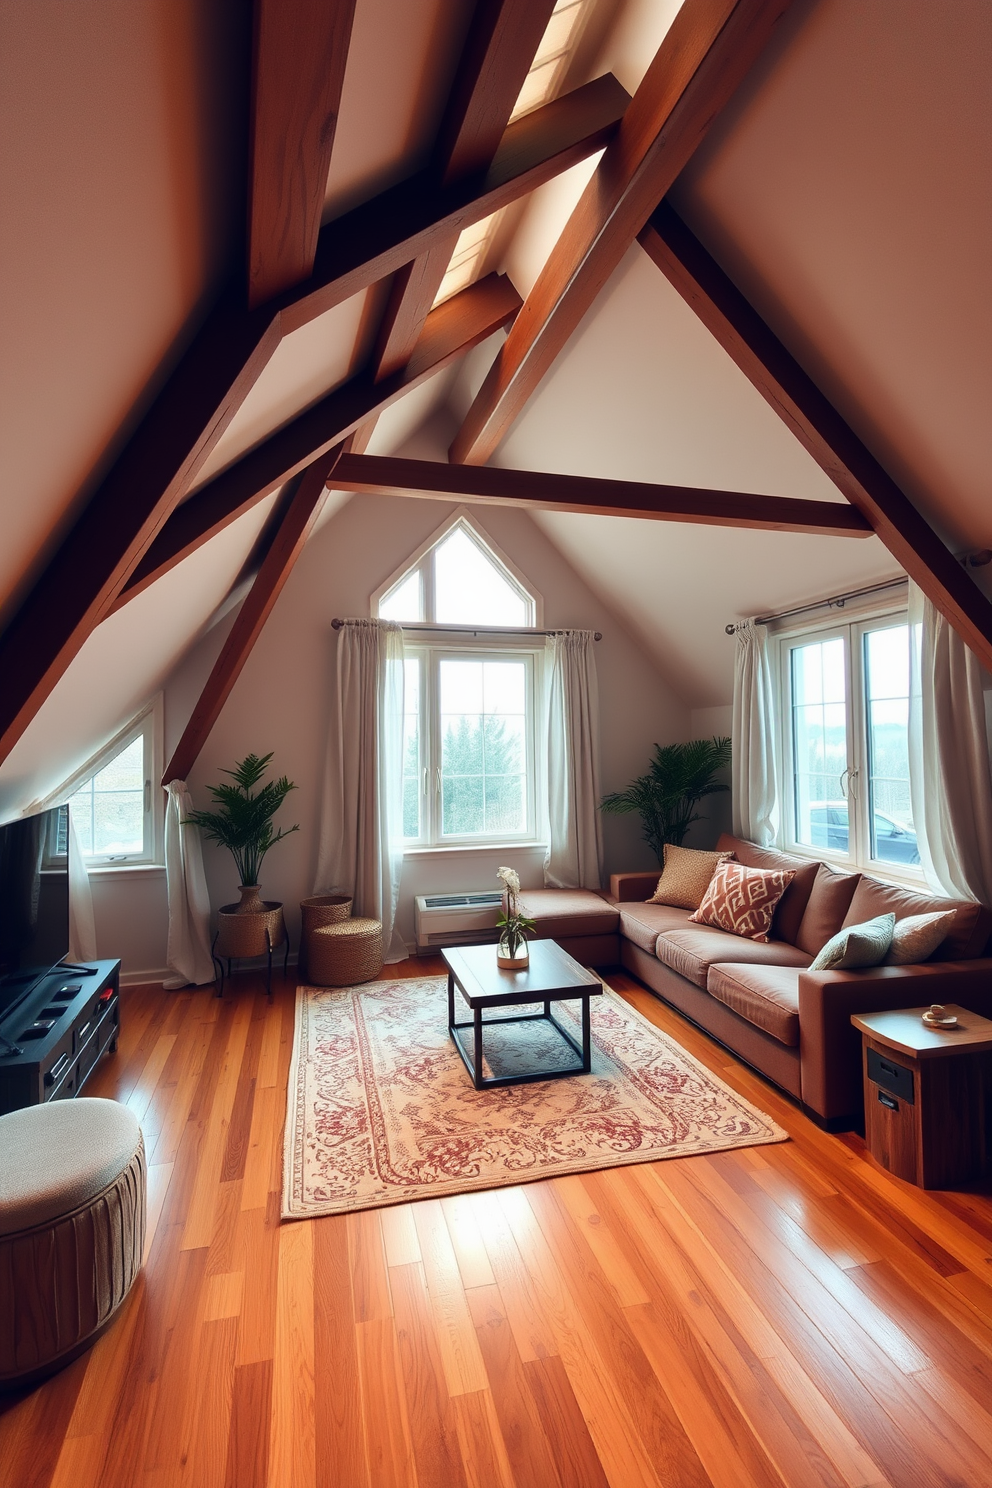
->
474;1006;483;1091
581;993;592;1073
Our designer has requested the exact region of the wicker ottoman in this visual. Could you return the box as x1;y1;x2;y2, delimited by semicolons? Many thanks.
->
309;917;384;986
0;1098;146;1389
299;894;352;979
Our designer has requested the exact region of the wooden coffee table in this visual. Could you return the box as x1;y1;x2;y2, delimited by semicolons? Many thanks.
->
442;940;602;1090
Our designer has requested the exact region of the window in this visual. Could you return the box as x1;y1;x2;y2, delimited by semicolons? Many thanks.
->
56;702;163;867
376;516;541;849
780;611;921;877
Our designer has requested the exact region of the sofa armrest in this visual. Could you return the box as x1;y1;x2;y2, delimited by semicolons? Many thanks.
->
610;871;659;902
797;961;992;1121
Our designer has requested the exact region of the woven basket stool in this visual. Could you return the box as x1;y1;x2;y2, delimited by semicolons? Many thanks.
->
299;894;352;979
0;1098;146;1389
309;917;383;987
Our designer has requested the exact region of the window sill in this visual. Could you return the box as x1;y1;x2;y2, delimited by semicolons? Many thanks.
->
403;841;547;860
781;843;928;892
86;862;166;880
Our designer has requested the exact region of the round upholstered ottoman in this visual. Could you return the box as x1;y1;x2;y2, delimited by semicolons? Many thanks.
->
308;916;383;986
0;1098;146;1389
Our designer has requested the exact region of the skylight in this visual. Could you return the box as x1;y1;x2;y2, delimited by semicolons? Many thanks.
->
432;0;591;307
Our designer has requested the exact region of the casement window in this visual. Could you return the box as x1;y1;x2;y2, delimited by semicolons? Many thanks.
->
56;701;164;867
778;609;922;880
375;516;543;849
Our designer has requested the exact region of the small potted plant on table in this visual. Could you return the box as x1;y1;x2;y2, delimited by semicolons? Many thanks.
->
496;866;536;969
185;753;299;965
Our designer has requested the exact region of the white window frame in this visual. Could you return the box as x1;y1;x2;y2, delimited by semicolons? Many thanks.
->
375;512;546;854
50;697;165;870
402;639;543;851
775;597;925;887
372;508;543;628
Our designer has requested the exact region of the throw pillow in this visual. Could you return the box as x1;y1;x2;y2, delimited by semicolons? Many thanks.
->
884;910;957;965
648;844;736;911
688;860;795;943
809;913;896;971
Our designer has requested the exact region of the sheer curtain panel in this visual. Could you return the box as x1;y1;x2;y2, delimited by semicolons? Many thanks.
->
731;620;778;846
544;630;603;890
163;781;215;987
908;583;992;905
315;618;406;961
67;809;98;963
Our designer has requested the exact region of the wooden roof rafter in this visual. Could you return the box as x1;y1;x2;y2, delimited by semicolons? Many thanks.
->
324;452;873;536
638;202;992;671
0;73;628;766
449;0;795;465
248;0;358;306
371;0;559;382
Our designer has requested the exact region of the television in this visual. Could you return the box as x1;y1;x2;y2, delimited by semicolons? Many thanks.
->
0;804;70;1025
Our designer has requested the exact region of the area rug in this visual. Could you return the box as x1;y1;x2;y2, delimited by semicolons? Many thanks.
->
282;975;787;1218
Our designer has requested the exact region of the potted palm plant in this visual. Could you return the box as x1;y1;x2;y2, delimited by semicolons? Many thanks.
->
185;753;299;959
600;737;731;865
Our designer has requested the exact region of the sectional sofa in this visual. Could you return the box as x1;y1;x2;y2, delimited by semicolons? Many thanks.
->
519;834;992;1127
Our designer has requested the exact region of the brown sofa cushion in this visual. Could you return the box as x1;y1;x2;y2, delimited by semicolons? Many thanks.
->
840;877;991;961
794;864;861;955
654;926;810;989
706;964;801;1047
689;860;795;943
518;890;619;940
618;902;693;954
717;834;819;945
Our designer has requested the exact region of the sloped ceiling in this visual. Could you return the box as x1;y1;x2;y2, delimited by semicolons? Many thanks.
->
1;0;989;812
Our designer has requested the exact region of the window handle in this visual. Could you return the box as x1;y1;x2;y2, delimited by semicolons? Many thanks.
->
839;768;849;799
422;767;428;797
435;767;442;795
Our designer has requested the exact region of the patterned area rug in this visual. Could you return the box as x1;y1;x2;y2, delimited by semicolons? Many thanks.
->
282;975;787;1218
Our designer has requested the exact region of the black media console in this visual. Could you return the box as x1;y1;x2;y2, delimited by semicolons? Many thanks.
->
0;959;121;1115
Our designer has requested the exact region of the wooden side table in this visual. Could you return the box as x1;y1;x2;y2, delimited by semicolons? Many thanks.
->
851;1005;992;1189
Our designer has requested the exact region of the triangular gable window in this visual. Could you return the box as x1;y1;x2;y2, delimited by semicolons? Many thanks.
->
376;516;536;628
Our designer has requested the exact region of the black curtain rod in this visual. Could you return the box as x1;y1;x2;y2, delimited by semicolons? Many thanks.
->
725;577;908;635
332;619;602;640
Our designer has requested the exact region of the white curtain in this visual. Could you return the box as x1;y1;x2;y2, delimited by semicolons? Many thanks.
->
731;620;778;846
66;808;98;962
908;582;992;904
544;630;603;890
314;618;406;961
163;781;215;988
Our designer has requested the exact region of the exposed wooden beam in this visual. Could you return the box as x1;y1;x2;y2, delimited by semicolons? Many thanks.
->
372;0;557;380
639;202;992;670
276;71;629;334
114;274;522;609
0;80;622;766
163;452;343;785
248;0;357;306
328;453;872;536
449;0;792;465
0;295;282;766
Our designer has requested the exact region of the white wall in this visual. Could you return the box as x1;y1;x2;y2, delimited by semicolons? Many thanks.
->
112;483;691;968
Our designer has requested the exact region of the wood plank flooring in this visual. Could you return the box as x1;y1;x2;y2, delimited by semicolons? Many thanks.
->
3;958;992;1488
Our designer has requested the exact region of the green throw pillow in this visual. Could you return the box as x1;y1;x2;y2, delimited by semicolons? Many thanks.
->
809;912;896;972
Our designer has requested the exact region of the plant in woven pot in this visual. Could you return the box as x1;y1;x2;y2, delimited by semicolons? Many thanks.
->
600;737;731;865
185;754;299;956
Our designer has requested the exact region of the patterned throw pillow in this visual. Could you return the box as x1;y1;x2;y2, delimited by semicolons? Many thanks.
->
884;910;957;965
688;860;795;943
809;913;896;971
647;844;736;911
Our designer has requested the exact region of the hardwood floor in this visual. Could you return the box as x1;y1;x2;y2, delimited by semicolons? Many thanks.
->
3;957;992;1488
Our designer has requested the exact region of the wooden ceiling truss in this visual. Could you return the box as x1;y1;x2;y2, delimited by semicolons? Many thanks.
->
8;0;986;783
638;203;992;672
327;453;872;537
